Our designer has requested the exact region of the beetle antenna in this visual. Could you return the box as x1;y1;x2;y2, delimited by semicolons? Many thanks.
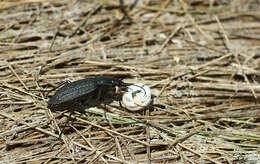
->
132;84;147;96
122;83;146;96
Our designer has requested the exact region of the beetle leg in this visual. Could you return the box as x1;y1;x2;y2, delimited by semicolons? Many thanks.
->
58;111;73;138
119;101;122;108
58;100;81;138
97;88;102;101
112;93;123;108
28;80;71;96
46;80;71;96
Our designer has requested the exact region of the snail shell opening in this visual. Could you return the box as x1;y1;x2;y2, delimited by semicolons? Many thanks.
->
122;83;152;111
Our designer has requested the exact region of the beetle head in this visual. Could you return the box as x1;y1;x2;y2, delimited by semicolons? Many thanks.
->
96;77;125;86
96;77;146;95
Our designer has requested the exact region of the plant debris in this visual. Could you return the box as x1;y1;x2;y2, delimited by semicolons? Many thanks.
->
0;0;260;163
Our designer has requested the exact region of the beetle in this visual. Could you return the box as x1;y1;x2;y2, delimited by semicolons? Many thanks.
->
47;76;133;111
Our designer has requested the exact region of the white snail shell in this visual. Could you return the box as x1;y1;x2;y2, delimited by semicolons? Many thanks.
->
122;83;152;111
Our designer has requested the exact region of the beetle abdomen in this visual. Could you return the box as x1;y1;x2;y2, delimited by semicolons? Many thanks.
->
48;78;97;108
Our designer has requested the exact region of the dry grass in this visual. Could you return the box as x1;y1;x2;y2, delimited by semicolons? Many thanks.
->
0;0;260;163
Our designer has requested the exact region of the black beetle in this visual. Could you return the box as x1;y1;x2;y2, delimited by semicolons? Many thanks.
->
47;76;132;111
